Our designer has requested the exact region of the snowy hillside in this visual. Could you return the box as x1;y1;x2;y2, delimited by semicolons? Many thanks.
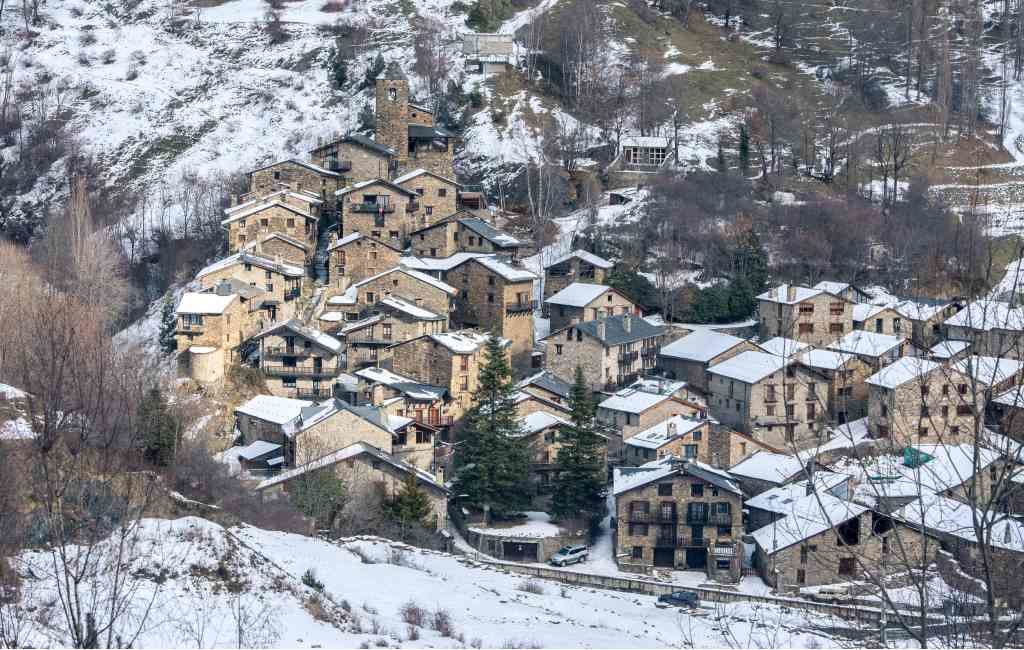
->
10;516;847;648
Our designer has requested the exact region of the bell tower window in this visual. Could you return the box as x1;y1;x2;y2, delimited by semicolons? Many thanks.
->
388;87;397;101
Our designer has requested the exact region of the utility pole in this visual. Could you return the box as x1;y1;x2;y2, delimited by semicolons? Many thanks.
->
880;548;888;647
673;109;680;165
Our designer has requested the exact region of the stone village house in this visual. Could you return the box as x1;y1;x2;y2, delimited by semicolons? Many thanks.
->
623;415;713;466
544;282;639;334
326;232;404;285
333;295;447;372
544;314;664;393
247;159;345;204
597;388;705;466
308;132;397;183
542;249;613;302
175;287;265;384
393;168;460;228
757;284;855;347
337;178;419;247
658;329;758;392
223;189;321;257
195;252;305;323
252;320;343;400
409;215;523;260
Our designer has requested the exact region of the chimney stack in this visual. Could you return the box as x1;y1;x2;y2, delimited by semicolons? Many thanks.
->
623;314;632;332
230;193;238;206
786;285;797;302
596;319;606;340
666;420;677;436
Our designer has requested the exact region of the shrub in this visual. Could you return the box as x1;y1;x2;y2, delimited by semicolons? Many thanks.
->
77;51;91;66
130;50;147;65
69;5;83;17
320;0;346;11
79;30;97;46
348;546;377;564
399;600;426;627
302;568;324;592
100;48;116;64
406;625;419;641
430;608;454;637
502;640;542;649
517;580;545;595
125;65;138;81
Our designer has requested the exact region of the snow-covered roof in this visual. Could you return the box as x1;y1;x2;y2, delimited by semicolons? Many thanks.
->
865;356;941;390
221;197;316;225
545;282;614;307
235;395;312;425
993;384;1024;408
852;303;889;322
0;417;34;440
757;337;810;358
327;286;358;306
517;370;573;400
827;330;905;358
750;492;868;555
728;451;805;484
236;440;282;461
378;295;443;320
428;331;502;354
247;158;341;179
177;292;236;315
598;388;672;414
905;444;1001;494
254;319;342;353
614;457;739;496
659;330;747;363
812;280;851;297
392;168;460;187
516;411;570;436
894;493;1024;554
745;473;851;514
327;231;403;253
244;231;310;252
890;299;950;322
707;351;790;384
952;355;1023;388
353;266;457;296
757;284;823;305
335;178;417;198
197;252;305;279
471;256;537;282
625;415;706;450
567;314;663;347
354;367;446;401
458;217;522;247
945;299;1024;332
620;135;670;149
930;339;970;360
798;417;871;462
798;348;855;371
543;249;614;270
400;252;490;272
0;383;27;400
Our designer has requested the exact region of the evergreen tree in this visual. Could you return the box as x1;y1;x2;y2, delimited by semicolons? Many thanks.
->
738;125;750;174
291;470;347;529
732;226;769;292
386;474;433;529
357;103;376;134
158;296;177;356
326;44;348;90
138;387;178;466
452;336;531;521
550;367;607;527
716;137;727;173
363;52;386;90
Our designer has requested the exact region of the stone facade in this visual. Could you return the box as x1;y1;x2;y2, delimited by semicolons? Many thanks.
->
659;340;758;392
409;217;520;259
545;318;662;393
327;234;403;285
395;170;459;226
339;268;454;324
543;254;611;302
255;327;342;400
225;199;319;256
248;160;344;202
707;363;829;452
247;233;309;265
758;288;854;347
197;258;304;322
339;310;446;372
449;258;535;372
615;471;743;579
309;138;395;184
547;287;638;333
623;420;712;466
707;427;778;470
853;306;906;337
867;366;981;445
598;397;703;442
339;180;418;247
175;295;263;383
375;72;410;166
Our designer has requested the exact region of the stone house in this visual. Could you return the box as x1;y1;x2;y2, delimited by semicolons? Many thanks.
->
256;440;449;531
928;339;972;364
707;426;781;471
545;314;664;393
812;281;873;304
223;190;321;255
252;320;343;400
448;255;536;372
337;178;419;247
514;410;572;492
943;299;1024;360
542;249;614;302
744;472;853;532
608;136;673;189
623;415;712;466
992;385;1024;442
597;388;705;465
727;450;808;497
797;349;873;424
658;330;758;391
409;216;522;260
393;168;460;227
331;266;457;325
175;287;264;383
462;32;514;75
706;351;830;452
826;330;908;373
243;232;310;266
354;365;453;430
512;389;573;421
852;304;907;337
757;284;855;346
336;296;447;372
865;356;982;445
756;337;810;358
247;159;345;203
195;252;306;322
891;299;959;349
613;458;744;581
751;489;928;591
308;132;397;183
326;232;404;285
517;370;573;409
951;354;1023;404
233;396;392;468
388;331;509;419
374;62;455;178
544;283;639;333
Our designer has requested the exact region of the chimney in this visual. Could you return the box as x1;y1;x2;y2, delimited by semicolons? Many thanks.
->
596;318;606;340
230;193;238;206
623;314;632;332
435;464;446;484
666;420;677;436
331;231;339;244
215;279;231;296
275;254;283;266
786;285;797;302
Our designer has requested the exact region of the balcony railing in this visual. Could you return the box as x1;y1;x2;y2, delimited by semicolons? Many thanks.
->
655;534;678;547
686;511;732;525
284;287;301;302
412;413;454;427
622;162;664;172
264;346;311;357
262;364;342;378
351;202;394;214
408;200;420;212
628;511;651;523
347;336;393;346
677;537;706;548
294;387;333;400
506;300;537;315
618;351;639;364
177;323;205;333
327;160;352;173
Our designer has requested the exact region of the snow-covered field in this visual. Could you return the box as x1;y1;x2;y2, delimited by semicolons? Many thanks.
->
10;516;851;648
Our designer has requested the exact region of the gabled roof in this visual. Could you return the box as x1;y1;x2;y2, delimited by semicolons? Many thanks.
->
812;280;852;296
613;457;740;496
561;314;663;348
599;388;673;414
353;265;458;296
894;493;1024;554
221;197;318;226
515;411;571;436
544;249;614;270
852;303;890;322
247;158;341;178
728;450;806;484
707;351;790;384
517;370;573;400
750;492;867;555
620;135;670;149
467;255;536;283
827;330;905;358
245;231;310;252
375;295;444;321
865;356;941;390
659;330;748;363
798;348;856;372
546;282;619;308
354;366;447;401
745;473;851;513
952;355;1023;388
945;299;1024;332
401;252;490;272
225;189;322;215
197;252;305;279
327;231;404;253
177;292;236;315
335;178;418;198
253;319;342;354
310;133;396;158
625;415;707;450
930;339;970;360
393;168;460;188
757;337;810;358
458;217;522;247
408;124;457;139
757;284;823;305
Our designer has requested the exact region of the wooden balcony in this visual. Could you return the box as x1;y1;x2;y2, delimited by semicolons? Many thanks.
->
327;160;352;173
505;300;537;315
264;346;312;357
262;364;342;378
351;202;394;214
412;412;454;427
284;287;301;302
294;387;334;400
686;511;732;525
618;351;639;364
177;323;205;333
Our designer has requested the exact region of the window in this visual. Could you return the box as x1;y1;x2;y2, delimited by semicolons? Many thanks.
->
366;292;375;303
941;405;949;418
893;318;902;332
766;385;776;402
555;344;563;355
956;405;972;416
829;322;844;334
460;375;469;391
807;382;816;397
766;405;776;416
786;384;795;401
692;429;702;441
806;403;816;421
415;188;424;196
286;218;295;227
797;569;806;585
958;384;968;395
244;263;253;272
799;323;814;334
631;546;643;559
438;188;447;197
388;87;397;101
658;483;673;496
691;483;704;497
799;303;814;314
918;427;928;437
785;404;795;418
415;429;431;444
282;376;296;387
260;218;269;227
426;206;433;215
717;559;731;570
389;230;399;240
838;558;856;576
717;526;731;537
383;323;392;340
942;384;950;396
273;171;281;180
684;444;698;458
265;283;273;292
800;545;810;564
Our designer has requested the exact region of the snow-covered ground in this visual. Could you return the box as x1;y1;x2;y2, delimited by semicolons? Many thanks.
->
10;516;851;648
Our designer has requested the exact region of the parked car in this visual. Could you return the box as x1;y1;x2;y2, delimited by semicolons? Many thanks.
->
657;590;700;609
549;545;588;566
811;586;849;602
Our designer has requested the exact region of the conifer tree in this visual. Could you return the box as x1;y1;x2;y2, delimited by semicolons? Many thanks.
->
138;387;179;466
452;336;530;521
327;44;348;90
550;367;607;526
363;52;386;89
386;474;433;529
738;124;750;173
158;296;177;356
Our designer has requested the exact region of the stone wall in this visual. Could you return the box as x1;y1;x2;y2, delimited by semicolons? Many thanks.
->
659;341;757;391
227;203;318;255
328;236;402;284
352;271;452;322
410;221;458;258
397;173;458;224
340;183;414;247
450;260;534;372
254;235;308;265
293;408;393;466
375;78;410;168
310;141;394;184
623;421;712;466
249;161;344;201
543;259;609;302
548;289;636;333
198;264;304;322
758;292;854;347
866;366;980;446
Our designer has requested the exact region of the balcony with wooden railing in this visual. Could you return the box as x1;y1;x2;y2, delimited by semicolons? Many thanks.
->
618;351;639;364
686;510;732;525
294;387;334;400
327;160;352;173
176;322;205;334
262;363;342;378
412;412;454;427
351;202;394;214
505;300;537;315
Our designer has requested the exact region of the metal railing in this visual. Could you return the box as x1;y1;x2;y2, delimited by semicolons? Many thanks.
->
505;300;537;314
262;364;341;378
686;511;732;525
327;160;352;172
294;388;333;400
264;346;309;357
618;351;639;364
284;288;301;301
351;202;394;213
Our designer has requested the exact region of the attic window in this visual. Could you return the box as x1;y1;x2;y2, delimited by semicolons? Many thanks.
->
388;87;397;101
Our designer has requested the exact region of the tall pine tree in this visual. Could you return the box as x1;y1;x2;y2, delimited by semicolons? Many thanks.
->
386;474;433;532
138;387;179;466
550;367;607;527
452;336;530;522
159;296;177;356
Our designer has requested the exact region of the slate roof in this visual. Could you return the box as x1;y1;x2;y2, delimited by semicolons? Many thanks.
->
571;314;663;347
544;249;614;270
408;124;457;139
518;370;573;400
458;217;522;247
253;319;342;354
